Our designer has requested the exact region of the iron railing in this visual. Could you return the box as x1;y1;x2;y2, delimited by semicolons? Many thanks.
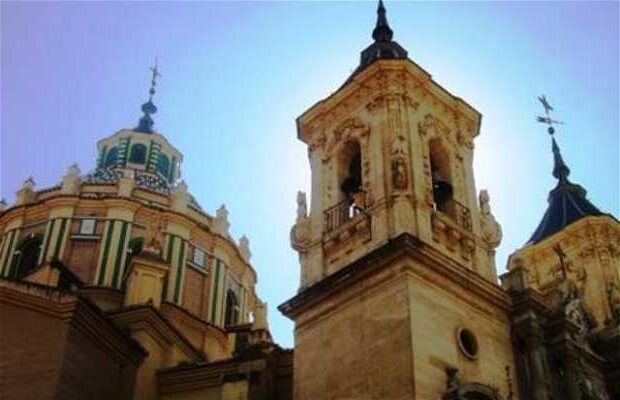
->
435;198;472;232
324;200;363;233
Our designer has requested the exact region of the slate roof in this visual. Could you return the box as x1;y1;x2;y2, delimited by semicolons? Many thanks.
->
527;138;603;244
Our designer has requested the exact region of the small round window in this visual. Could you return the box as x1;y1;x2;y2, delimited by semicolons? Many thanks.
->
456;327;479;359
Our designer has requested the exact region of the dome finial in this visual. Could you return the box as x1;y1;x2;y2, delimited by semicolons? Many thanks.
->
136;59;162;133
372;0;393;42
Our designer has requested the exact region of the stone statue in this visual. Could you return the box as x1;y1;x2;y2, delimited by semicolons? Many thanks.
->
291;191;312;252
296;191;308;222
391;156;408;190
479;190;502;248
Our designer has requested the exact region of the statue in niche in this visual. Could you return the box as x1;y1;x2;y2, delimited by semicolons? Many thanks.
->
479;190;502;248
391;156;408;190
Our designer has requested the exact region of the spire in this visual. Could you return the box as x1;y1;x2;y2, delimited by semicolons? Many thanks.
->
551;137;570;182
527;95;603;245
345;0;408;84
372;0;393;42
136;60;161;133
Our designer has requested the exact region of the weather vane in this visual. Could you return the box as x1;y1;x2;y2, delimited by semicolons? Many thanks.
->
536;95;563;135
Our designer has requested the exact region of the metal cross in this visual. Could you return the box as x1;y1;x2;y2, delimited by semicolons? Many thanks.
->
553;244;569;280
150;58;162;88
536;95;563;135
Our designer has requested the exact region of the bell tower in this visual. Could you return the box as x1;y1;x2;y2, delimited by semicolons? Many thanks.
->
281;2;516;400
289;1;501;290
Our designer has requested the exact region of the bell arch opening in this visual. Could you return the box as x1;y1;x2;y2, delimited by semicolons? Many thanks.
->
429;139;453;212
338;140;364;209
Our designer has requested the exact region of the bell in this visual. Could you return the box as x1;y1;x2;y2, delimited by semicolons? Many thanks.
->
341;177;361;197
433;179;453;205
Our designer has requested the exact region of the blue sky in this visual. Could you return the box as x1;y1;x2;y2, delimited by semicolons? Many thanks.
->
1;1;618;348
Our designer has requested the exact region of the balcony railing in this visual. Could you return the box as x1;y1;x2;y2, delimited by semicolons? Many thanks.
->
324;200;364;233
435;198;472;232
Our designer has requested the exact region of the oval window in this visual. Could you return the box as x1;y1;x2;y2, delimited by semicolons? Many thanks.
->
456;327;479;359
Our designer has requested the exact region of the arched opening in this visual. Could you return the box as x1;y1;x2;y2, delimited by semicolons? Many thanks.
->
224;289;240;327
429;139;453;212
104;147;118;169
338;141;364;210
12;234;43;279
128;143;147;164
157;153;170;177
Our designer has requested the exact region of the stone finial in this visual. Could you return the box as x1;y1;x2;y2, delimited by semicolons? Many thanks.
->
213;204;230;236
15;177;36;206
0;198;7;212
479;189;502;248
171;180;189;212
238;235;251;262
23;177;35;190
252;300;269;331
66;163;80;177
61;163;81;195
117;169;135;197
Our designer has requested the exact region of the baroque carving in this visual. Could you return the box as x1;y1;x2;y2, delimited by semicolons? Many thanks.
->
323;117;370;162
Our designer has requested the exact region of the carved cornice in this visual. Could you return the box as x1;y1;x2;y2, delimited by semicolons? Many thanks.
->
297;60;480;146
279;233;510;321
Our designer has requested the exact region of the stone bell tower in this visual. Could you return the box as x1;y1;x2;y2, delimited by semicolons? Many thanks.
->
281;2;516;400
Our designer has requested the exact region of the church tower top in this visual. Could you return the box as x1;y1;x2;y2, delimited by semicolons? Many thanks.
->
527;96;603;245
351;0;408;80
372;0;393;42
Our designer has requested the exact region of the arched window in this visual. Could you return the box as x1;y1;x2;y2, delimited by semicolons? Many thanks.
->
104;147;118;169
339;141;363;206
12;235;43;279
224;289;239;327
429;139;453;212
157;154;170;176
128;144;147;164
